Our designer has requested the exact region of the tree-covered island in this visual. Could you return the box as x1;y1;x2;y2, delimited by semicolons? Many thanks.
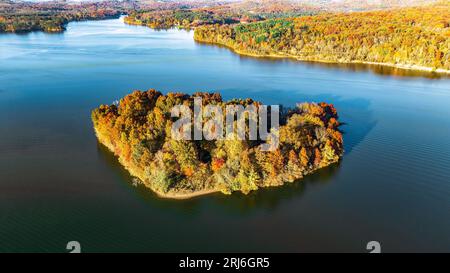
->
92;90;343;199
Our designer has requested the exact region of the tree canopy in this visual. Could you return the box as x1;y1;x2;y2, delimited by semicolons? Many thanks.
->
92;90;343;198
194;3;450;71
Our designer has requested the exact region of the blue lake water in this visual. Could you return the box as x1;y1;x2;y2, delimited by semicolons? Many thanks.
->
0;17;449;252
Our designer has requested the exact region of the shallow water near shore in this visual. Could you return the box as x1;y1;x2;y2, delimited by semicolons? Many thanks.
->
0;17;449;252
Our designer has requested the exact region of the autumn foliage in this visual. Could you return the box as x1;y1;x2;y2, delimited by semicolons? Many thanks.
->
92;90;343;197
0;1;124;33
194;3;450;71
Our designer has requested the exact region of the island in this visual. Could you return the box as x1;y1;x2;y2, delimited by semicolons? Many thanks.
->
92;90;344;199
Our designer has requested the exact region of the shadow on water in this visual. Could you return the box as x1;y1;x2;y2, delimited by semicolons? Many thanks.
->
303;95;377;155
96;90;375;213
97;138;342;215
313;95;377;154
219;90;377;155
207;162;342;215
296;95;376;154
97;139;341;214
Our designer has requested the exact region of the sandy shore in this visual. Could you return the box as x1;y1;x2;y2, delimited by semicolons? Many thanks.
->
154;188;221;200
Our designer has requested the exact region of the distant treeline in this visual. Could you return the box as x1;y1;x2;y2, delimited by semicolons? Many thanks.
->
194;3;450;71
0;1;128;33
124;9;244;30
0;11;121;33
124;6;316;30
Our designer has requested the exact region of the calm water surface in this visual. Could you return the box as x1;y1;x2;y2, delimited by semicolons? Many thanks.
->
0;17;449;252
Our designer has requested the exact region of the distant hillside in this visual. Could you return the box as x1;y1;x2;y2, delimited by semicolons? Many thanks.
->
306;0;442;11
194;2;450;72
138;0;441;12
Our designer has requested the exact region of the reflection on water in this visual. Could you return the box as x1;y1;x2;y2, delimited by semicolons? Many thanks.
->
95;91;372;212
299;61;449;80
199;42;449;80
210;163;341;214
1;18;450;252
97;138;341;213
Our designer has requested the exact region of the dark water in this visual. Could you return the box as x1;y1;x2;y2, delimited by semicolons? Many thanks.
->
0;17;449;253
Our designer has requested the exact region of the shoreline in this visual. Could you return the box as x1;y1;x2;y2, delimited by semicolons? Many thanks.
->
154;188;221;200
8;14;445;75
194;39;450;75
94;128;222;200
124;15;450;75
94;128;340;201
0;14;123;34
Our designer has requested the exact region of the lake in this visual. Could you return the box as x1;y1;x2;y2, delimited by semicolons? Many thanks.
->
0;17;449;252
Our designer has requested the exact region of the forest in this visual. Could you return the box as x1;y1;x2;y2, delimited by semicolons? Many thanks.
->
0;1;128;33
194;3;450;71
124;9;245;30
0;0;312;33
124;4;317;30
92;90;344;198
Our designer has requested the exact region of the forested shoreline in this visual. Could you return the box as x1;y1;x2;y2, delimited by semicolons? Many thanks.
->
123;2;317;30
2;1;448;73
194;3;450;72
0;11;121;33
92;90;344;198
0;1;128;33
